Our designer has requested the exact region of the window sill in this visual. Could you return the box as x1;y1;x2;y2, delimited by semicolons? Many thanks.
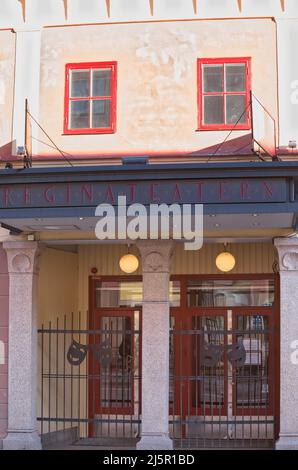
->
62;129;116;136
195;127;251;132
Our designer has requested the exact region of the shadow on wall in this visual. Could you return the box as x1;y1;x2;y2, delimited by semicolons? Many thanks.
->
188;133;253;157
0;141;15;164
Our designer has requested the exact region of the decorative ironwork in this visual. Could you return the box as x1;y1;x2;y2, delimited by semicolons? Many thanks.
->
201;340;246;367
66;339;113;367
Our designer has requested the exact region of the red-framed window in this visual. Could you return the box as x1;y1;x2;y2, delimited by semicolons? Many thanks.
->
64;61;117;135
197;57;251;131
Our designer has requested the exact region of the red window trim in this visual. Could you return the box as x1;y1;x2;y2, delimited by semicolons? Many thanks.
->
197;57;251;131
63;61;117;135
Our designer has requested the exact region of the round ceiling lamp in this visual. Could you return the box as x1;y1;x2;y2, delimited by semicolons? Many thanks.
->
119;250;139;274
215;244;236;273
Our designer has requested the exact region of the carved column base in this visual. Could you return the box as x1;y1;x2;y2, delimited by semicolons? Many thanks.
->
3;431;42;450
276;434;298;450
137;433;173;450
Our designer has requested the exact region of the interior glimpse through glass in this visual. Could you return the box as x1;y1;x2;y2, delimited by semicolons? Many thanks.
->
95;280;181;308
201;61;248;127
187;279;275;307
69;67;112;130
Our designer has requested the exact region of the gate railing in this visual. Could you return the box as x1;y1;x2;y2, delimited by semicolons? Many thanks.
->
169;317;276;449
37;312;141;444
38;312;276;449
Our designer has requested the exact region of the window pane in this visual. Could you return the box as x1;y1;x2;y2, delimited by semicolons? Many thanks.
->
203;95;224;124
99;316;132;409
70;100;89;128
170;280;180;307
95;281;143;308
92;69;111;96
70;70;90;97
192;315;225;408
187;279;275;307
95;280;179;307
92;99;111;128
203;64;223;92
226;94;246;124
225;64;245;92
235;315;270;409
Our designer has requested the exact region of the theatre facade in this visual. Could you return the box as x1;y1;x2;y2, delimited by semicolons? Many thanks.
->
0;0;298;451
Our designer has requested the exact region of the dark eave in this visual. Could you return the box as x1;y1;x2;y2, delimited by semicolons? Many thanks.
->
1;160;298;185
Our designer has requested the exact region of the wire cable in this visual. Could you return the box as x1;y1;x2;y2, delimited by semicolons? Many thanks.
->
27;111;74;167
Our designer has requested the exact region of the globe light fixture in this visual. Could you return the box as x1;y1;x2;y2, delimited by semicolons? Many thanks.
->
119;252;139;274
216;244;236;272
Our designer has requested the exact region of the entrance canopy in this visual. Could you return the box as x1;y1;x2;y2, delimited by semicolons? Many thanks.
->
0;161;297;238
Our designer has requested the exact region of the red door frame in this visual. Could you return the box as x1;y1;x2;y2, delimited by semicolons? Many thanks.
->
88;273;280;438
170;273;280;439
88;275;142;436
170;307;229;418
231;306;276;417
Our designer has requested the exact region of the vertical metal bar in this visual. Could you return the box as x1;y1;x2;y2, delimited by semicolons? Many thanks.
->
249;316;252;447
202;316;207;448
240;316;245;448
78;311;81;439
187;327;190;449
129;315;133;439
70;312;74;432
271;322;275;447
227;310;233;442
138;310;141;439
109;316;112;438
56;317;59;433
92;308;96;437
194;316;199;450
63;314;66;431
85;311;89;439
40;323;44;436
48;320;51;434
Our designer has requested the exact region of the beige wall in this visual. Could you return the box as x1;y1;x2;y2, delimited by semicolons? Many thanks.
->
38;247;78;324
37;19;277;159
0;30;15;158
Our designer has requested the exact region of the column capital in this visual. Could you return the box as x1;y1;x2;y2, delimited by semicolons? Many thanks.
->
274;237;298;272
3;241;40;274
136;240;175;273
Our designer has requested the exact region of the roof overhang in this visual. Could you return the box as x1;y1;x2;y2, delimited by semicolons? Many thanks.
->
0;161;297;235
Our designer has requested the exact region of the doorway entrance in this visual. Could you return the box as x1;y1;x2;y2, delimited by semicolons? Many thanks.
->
37;275;279;449
170;276;279;449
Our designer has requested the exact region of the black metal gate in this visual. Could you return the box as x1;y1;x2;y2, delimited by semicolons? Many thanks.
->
169;309;277;449
37;310;141;446
38;309;277;449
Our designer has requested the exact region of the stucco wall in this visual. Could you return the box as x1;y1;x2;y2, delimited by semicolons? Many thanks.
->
37;19;277;158
0;246;9;439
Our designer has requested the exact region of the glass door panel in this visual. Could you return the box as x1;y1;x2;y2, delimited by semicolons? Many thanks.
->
233;313;272;414
191;315;226;412
99;315;133;410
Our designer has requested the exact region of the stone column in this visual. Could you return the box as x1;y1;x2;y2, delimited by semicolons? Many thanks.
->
275;238;298;450
136;241;174;450
3;241;41;450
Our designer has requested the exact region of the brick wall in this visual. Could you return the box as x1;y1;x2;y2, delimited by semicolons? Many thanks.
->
0;246;8;439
